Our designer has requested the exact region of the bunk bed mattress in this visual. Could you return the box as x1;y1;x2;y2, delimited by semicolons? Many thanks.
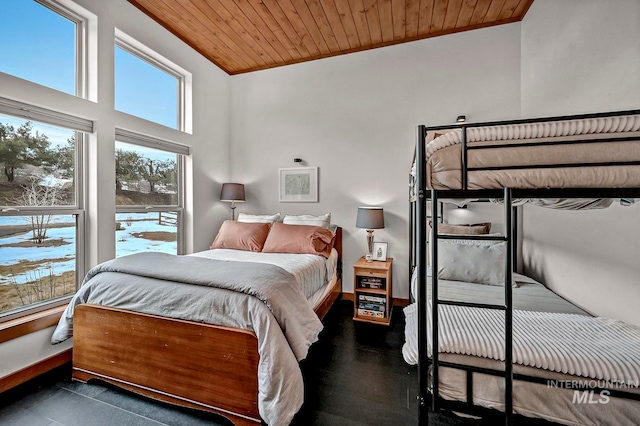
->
403;274;588;364
425;116;640;190
437;353;640;426
403;275;640;425
410;273;588;317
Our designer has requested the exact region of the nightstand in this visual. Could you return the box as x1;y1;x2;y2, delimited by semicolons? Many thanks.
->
353;256;393;325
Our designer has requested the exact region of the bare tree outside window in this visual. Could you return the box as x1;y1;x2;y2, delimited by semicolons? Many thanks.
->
18;177;63;243
0;117;78;315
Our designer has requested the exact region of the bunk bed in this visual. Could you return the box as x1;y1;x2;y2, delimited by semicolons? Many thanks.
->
407;110;640;426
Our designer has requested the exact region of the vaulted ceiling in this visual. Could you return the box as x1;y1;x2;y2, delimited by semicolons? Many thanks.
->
128;0;534;75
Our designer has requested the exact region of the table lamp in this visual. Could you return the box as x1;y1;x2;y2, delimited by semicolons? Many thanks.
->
356;206;385;262
220;183;245;220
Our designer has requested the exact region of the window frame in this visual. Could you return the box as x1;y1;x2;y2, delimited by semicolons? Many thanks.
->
0;97;89;323
35;0;89;98
115;130;188;255
114;33;186;131
1;0;90;98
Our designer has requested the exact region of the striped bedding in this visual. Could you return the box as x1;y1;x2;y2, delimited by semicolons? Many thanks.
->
404;277;640;385
421;303;640;385
425;115;640;157
419;114;640;190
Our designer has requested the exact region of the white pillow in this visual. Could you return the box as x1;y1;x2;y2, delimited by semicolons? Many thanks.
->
283;213;331;228
237;212;281;224
437;238;515;286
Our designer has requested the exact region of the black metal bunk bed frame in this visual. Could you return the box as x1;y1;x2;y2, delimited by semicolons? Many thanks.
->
410;109;640;425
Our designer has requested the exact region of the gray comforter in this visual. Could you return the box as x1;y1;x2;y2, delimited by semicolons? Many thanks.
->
51;252;324;426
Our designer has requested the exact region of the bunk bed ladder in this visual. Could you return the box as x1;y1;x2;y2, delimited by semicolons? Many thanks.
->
416;124;514;425
428;188;515;426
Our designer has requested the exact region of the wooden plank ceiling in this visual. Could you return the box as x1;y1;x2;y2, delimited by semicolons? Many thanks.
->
128;0;534;75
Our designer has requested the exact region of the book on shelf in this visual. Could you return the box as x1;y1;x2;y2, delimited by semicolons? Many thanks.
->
358;294;386;304
357;308;385;318
357;276;385;289
358;302;385;312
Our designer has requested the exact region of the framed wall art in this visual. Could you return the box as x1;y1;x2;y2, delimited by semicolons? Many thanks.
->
279;167;318;202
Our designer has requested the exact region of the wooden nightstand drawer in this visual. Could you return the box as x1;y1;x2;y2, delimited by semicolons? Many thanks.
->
354;267;387;278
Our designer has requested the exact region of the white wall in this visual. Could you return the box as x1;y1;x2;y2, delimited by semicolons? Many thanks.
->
230;24;522;299
520;0;640;326
0;0;229;379
521;0;640;117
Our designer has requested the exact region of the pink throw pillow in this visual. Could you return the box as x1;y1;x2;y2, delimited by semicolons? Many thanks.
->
262;222;334;258
210;220;271;252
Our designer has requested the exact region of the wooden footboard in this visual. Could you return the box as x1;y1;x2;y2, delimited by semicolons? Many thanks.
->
72;305;261;425
72;278;342;426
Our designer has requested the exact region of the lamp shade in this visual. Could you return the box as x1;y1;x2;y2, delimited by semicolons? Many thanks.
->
356;206;384;229
220;183;245;202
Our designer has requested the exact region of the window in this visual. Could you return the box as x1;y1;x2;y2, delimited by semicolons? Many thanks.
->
115;130;188;257
115;36;185;130
0;0;86;97
0;101;89;320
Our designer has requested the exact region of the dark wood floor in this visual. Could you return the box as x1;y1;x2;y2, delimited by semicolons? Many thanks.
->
0;299;561;425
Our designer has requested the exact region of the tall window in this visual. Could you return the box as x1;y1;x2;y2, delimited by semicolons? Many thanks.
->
0;102;89;320
0;0;86;97
115;131;187;257
115;38;184;130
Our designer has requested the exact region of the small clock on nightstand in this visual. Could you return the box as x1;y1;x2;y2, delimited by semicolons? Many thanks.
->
353;256;393;325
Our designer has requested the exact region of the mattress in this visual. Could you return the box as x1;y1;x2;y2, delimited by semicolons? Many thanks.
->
403;273;640;425
403;273;588;365
437;353;640;426
422;115;640;190
190;248;338;302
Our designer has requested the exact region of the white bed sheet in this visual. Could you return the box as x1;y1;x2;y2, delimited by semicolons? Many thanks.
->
190;248;338;300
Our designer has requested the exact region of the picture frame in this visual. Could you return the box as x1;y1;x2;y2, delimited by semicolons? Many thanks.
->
279;167;318;202
372;242;388;262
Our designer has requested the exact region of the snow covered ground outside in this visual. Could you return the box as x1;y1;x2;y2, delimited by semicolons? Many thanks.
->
0;213;176;285
116;212;177;257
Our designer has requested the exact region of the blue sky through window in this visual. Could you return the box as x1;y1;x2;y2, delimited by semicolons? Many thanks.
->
115;46;179;129
0;0;75;95
1;1;178;130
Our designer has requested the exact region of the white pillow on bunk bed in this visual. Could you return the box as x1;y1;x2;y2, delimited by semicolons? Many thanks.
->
437;238;516;287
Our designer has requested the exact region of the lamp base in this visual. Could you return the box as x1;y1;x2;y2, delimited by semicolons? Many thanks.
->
365;229;374;262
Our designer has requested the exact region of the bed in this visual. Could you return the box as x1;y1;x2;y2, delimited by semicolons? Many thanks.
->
420;113;640;191
409;109;640;426
51;221;343;426
403;271;640;425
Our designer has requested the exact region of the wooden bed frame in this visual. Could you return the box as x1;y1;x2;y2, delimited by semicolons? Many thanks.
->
72;228;343;426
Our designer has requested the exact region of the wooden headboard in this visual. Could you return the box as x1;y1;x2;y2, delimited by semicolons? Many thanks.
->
334;226;343;279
